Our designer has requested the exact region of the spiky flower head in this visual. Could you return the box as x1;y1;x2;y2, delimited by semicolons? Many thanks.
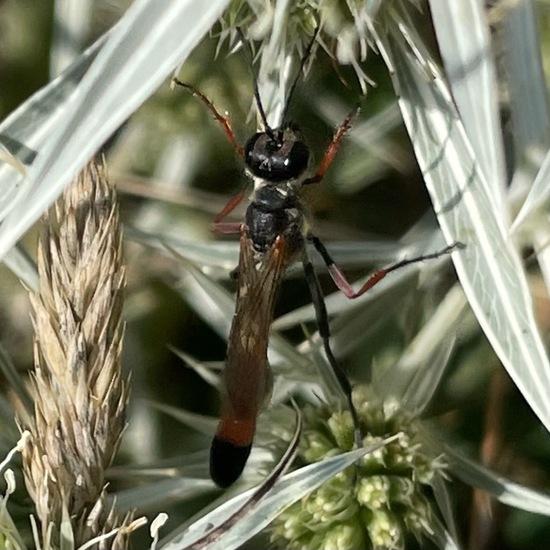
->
270;387;444;550
220;0;379;114
222;0;376;58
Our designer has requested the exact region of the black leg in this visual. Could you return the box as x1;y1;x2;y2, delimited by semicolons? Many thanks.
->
302;251;363;448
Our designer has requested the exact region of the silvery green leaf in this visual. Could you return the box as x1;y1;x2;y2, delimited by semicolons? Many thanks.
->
112;478;214;515
170;348;221;389
0;143;25;175
379;284;468;410
160;443;388;550
428;515;461;550
533;225;550;295
131;224;426;277
0;32;107;219
374;11;550;437
500;2;550;231
128;226;240;275
0;0;230;261
51;0;93;76
433;474;461;546
429;0;506;212
513;146;550;231
447;446;550;516
504;0;550;230
501;1;550;166
151;402;217;438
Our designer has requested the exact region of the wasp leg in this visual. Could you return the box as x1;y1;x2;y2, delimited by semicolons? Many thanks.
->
211;221;242;235
309;234;463;298
302;251;363;448
173;78;244;157
303;107;360;186
212;191;246;225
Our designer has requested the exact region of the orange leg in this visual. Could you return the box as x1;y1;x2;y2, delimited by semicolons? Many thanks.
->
173;78;244;157
303;107;360;186
310;235;464;298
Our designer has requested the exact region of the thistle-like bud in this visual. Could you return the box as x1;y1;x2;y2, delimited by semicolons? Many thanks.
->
270;388;444;550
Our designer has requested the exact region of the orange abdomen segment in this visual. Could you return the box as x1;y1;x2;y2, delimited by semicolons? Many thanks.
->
210;415;256;488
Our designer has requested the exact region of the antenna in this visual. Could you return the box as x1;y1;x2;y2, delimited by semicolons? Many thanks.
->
280;24;320;124
236;27;274;138
237;24;320;135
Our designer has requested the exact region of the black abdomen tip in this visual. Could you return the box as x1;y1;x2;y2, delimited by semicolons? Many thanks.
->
210;436;252;488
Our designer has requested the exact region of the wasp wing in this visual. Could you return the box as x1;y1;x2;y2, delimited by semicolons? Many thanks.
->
223;231;294;424
211;230;297;487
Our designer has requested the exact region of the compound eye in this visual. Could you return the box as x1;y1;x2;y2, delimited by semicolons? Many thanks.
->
285;139;309;179
244;132;264;169
244;130;310;182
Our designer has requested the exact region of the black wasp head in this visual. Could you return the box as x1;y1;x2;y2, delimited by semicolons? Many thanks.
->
244;126;310;182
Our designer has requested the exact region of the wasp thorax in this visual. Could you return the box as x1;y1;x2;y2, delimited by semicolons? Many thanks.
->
244;126;310;182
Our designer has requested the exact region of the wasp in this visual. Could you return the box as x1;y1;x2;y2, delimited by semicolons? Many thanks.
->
175;30;459;488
